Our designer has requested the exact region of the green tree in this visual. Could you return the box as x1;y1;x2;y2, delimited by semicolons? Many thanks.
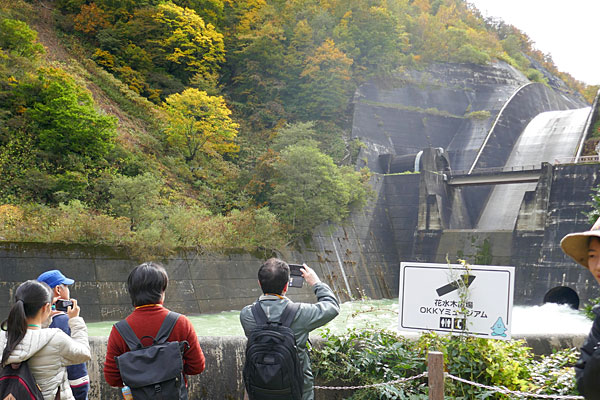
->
109;172;161;230
333;3;408;78
163;88;239;162
0;65;117;204
272;121;346;164
25;68;117;166
270;143;369;238
0;18;44;59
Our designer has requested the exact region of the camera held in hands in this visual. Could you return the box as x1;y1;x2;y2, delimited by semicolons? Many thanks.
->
288;264;305;288
55;299;74;312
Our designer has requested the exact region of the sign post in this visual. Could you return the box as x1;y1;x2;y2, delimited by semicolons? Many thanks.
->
399;262;515;339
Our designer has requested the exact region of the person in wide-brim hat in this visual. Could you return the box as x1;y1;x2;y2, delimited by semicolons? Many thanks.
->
561;218;600;399
561;218;600;284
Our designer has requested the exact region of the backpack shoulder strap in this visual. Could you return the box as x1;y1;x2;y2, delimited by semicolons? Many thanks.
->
114;320;142;351
280;302;300;327
251;302;268;325
154;311;180;344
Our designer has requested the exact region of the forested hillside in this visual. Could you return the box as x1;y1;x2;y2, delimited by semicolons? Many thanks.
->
0;0;596;257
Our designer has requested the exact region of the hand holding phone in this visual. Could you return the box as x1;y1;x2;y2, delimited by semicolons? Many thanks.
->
55;299;73;312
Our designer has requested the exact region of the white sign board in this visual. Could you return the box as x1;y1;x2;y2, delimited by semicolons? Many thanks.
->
399;262;515;339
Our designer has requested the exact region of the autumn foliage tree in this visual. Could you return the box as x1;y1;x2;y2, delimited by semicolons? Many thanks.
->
298;39;353;120
74;3;110;35
163;88;239;162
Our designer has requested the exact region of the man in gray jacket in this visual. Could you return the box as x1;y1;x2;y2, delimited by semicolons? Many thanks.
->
240;258;340;400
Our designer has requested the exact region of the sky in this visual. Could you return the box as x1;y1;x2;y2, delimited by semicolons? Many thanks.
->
467;0;600;86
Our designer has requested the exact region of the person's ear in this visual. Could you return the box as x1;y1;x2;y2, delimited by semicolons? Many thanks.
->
282;282;289;294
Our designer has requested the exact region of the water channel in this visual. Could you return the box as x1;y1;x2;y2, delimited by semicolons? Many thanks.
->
86;299;592;337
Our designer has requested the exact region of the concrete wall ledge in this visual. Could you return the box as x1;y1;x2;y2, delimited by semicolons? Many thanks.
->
87;334;586;399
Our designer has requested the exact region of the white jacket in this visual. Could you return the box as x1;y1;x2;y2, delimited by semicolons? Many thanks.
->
0;316;91;400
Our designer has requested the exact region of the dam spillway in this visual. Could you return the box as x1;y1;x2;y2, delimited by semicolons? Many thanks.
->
477;107;592;230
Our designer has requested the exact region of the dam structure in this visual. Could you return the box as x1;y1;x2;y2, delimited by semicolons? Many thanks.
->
352;61;600;308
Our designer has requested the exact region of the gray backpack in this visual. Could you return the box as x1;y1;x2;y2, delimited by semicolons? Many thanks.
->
114;312;189;400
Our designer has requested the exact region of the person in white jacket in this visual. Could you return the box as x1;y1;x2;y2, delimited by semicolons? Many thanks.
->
0;280;91;400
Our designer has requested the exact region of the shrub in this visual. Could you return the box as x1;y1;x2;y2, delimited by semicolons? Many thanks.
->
527;68;547;84
582;296;600;320
0;202;287;258
313;329;579;399
0;202;131;244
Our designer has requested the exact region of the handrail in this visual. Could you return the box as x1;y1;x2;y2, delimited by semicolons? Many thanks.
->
453;164;541;177
467;83;535;174
554;155;600;165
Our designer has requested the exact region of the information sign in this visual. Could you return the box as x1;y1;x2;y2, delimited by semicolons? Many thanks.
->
399;262;515;339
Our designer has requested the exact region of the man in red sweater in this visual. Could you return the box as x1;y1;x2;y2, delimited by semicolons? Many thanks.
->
103;262;205;388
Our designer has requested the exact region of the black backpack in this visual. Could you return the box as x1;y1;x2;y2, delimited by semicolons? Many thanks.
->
114;312;189;400
0;361;44;400
243;302;303;400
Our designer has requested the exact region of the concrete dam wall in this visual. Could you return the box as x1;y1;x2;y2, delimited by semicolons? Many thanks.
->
351;61;599;308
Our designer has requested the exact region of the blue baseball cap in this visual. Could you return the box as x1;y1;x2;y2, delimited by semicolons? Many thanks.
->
37;270;75;288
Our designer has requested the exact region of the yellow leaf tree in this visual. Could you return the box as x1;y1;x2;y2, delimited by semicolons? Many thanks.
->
163;88;239;162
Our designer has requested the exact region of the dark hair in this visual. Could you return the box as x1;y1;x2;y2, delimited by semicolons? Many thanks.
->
127;262;169;307
258;258;290;295
1;280;51;365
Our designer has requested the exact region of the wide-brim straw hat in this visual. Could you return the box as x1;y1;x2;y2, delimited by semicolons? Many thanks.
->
560;218;600;269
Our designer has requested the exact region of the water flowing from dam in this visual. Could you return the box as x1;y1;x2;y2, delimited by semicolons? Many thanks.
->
86;299;591;337
477;107;591;230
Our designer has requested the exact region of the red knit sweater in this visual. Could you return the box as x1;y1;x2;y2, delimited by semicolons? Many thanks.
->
103;305;205;387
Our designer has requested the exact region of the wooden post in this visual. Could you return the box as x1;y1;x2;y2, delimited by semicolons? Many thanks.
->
428;351;444;400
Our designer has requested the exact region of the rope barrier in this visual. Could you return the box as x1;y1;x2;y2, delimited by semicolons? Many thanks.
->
445;373;584;399
314;371;584;399
314;372;427;390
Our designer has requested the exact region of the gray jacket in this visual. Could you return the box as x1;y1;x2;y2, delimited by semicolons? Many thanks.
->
240;282;340;400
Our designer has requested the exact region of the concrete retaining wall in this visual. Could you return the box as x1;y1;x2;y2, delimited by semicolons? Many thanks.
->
87;334;586;399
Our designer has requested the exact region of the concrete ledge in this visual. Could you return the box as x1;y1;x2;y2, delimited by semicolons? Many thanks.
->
513;333;587;355
87;333;586;399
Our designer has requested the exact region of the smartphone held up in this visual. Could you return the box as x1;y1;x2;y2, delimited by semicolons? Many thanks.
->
55;299;74;312
288;264;305;288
